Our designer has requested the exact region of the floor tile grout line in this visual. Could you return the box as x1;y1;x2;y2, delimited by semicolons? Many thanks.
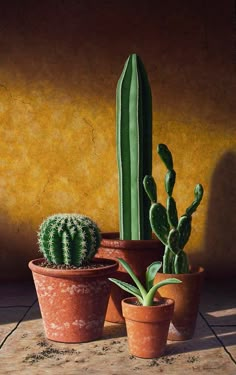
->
210;324;236;327
0;298;38;350
199;311;236;365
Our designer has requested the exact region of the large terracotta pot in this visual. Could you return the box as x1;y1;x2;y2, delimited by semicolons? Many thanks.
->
29;257;118;343
122;297;175;358
155;266;204;341
97;232;164;323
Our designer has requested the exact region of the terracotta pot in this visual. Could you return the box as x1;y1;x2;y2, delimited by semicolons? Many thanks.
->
28;257;118;343
155;266;204;341
97;232;164;323
122;297;175;358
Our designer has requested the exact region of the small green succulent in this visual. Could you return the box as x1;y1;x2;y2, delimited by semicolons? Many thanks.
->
109;258;181;306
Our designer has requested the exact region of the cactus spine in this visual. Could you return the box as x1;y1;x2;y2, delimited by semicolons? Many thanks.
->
117;54;152;240
143;144;204;274
38;214;101;266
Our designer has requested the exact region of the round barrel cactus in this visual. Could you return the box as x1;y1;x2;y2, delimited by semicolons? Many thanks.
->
38;214;101;266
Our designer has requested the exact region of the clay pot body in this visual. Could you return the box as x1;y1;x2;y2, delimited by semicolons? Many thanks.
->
122;297;175;358
29;258;118;343
97;232;164;323
155;266;204;341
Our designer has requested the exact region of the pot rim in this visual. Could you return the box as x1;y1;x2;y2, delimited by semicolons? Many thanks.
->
122;296;175;309
28;257;118;279
158;266;205;278
122;296;175;323
100;232;161;250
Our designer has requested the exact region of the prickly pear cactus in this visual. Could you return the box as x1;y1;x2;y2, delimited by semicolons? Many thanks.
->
143;144;204;274
117;54;152;240
38;214;101;266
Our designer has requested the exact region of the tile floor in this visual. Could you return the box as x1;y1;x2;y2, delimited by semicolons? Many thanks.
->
0;278;235;374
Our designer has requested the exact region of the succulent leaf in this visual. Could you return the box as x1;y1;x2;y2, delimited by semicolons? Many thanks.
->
108;278;143;304
109;258;181;306
145;277;182;305
145;261;162;291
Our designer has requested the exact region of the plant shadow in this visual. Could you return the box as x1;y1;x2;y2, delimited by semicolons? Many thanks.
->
190;150;236;278
103;322;127;340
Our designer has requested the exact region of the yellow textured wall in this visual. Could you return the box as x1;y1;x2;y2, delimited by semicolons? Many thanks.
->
0;1;235;279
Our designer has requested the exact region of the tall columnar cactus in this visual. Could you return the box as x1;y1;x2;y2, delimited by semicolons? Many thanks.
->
38;214;101;266
117;54;152;240
143;144;204;274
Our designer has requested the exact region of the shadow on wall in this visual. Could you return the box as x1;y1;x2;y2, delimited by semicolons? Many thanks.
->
198;151;236;278
0;216;38;281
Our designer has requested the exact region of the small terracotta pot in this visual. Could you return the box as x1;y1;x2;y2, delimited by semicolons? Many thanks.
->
97;232;164;323
122;297;175;359
29;257;118;343
155;266;204;341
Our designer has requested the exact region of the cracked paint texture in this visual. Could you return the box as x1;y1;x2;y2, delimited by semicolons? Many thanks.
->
0;1;235;279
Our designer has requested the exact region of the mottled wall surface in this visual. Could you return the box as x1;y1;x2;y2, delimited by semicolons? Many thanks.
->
0;0;235;279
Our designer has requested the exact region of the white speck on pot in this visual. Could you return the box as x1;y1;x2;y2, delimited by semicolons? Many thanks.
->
50;323;63;330
72;320;86;328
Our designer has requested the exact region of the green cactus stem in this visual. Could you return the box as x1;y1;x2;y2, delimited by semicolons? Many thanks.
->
38;214;101;266
144;144;204;274
117;54;152;240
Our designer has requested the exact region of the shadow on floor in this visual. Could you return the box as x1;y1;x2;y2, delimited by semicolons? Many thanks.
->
165;327;236;356
199;278;236;325
103;323;127;339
